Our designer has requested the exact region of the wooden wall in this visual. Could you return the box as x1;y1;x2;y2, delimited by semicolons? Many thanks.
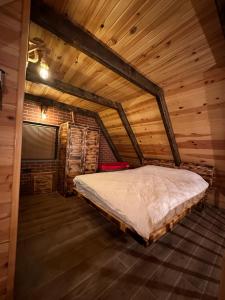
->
0;1;29;298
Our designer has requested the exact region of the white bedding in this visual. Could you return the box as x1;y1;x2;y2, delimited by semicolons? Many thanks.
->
74;165;208;239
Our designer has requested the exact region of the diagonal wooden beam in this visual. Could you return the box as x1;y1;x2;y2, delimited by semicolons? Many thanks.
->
26;67;143;163
94;114;122;162
24;93;122;161
30;0;181;166
156;92;181;166
115;103;143;164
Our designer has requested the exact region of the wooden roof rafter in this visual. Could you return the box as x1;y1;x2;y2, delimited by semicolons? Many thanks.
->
30;0;181;166
24;92;122;162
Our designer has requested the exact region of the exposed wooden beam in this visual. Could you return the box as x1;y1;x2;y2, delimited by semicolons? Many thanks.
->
94;114;122;162
215;0;225;37
31;0;159;97
30;0;181;166
156;92;181;166
116;103;143;163
24;93;121;161
26;67;143;163
26;67;117;110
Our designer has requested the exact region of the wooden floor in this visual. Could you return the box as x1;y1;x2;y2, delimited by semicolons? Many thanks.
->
15;192;225;300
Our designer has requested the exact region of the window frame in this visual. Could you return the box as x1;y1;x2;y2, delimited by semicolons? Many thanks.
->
22;121;59;161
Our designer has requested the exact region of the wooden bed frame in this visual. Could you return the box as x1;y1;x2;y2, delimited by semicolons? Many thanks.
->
74;160;215;247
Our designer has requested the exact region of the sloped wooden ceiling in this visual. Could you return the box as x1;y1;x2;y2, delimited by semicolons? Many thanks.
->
26;0;225;197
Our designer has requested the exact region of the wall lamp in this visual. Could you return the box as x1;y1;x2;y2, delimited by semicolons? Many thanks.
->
41;104;48;120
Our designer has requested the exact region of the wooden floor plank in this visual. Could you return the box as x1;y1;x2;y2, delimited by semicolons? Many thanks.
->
15;193;225;300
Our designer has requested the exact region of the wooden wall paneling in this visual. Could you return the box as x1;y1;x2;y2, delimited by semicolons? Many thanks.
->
0;0;30;298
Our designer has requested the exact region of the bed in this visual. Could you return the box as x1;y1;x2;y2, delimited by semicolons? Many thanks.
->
73;163;214;246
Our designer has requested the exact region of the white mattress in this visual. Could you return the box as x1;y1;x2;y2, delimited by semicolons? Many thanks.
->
74;165;208;239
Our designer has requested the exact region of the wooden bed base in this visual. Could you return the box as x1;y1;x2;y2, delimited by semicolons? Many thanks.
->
74;161;214;247
74;190;206;247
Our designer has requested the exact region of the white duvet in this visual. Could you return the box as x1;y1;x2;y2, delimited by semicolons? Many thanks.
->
74;165;208;239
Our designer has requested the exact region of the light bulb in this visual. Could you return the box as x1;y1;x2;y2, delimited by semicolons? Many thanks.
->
39;60;49;80
41;111;47;119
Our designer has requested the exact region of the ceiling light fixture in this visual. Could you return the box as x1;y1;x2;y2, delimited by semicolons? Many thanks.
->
39;58;49;80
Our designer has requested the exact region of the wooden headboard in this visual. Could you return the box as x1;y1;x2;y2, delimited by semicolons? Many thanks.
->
143;159;215;187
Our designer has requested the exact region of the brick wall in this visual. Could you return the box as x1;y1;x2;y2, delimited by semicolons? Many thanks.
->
21;99;116;195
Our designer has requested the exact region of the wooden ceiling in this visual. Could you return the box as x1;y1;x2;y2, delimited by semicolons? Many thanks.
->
25;0;225;166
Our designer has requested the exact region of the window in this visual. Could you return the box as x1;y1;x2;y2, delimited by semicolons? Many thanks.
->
22;122;58;160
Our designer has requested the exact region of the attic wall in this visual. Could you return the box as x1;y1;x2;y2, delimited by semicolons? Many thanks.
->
0;0;29;297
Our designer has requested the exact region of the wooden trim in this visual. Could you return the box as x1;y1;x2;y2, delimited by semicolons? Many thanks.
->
116;103;143;163
24;93;121;162
215;0;225;37
95;114;122;162
30;1;181;166
7;0;30;298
